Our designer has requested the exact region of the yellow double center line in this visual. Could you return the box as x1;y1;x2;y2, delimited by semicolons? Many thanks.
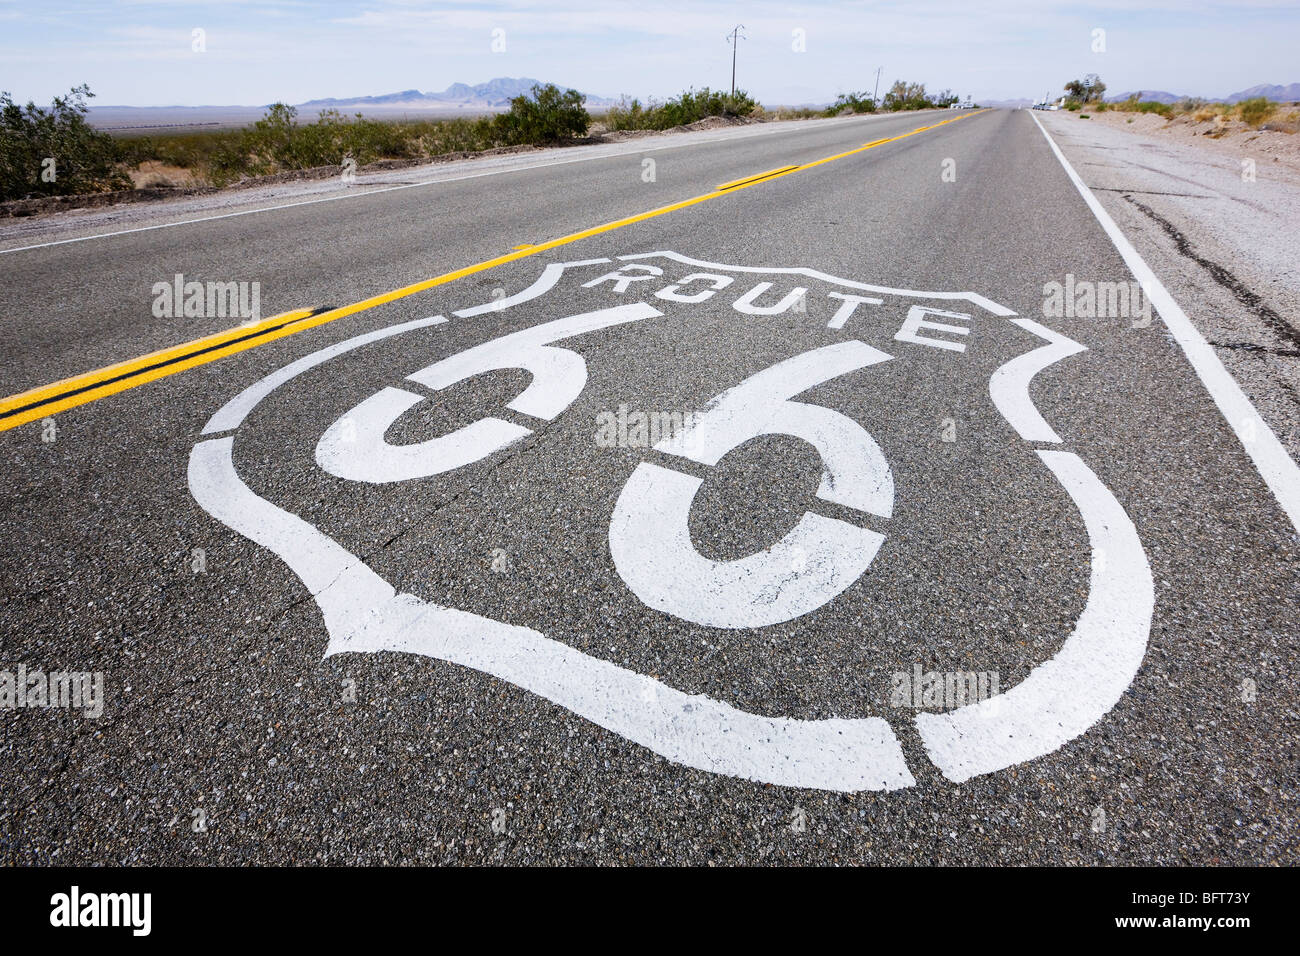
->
0;110;985;432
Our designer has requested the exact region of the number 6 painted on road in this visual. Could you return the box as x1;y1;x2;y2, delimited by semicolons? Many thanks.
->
609;341;895;629
317;303;661;483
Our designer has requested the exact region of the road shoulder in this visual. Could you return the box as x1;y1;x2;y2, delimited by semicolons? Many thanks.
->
1039;110;1300;468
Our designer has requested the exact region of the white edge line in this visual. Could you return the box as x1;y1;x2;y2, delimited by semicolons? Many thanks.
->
1031;111;1300;533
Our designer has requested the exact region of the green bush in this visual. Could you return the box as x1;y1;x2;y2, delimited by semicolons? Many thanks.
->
824;92;876;116
20;83;605;196
0;84;129;201
1064;74;1107;104
605;88;758;131
1113;96;1173;118
604;97;654;130
880;80;950;111
1238;97;1274;127
121;103;505;187
659;88;757;126
491;83;589;145
761;106;822;120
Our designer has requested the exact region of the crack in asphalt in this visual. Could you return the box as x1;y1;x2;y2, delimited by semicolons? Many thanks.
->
1092;187;1214;199
1207;341;1300;358
1123;194;1300;355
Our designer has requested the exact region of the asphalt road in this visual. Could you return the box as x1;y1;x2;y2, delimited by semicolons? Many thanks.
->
1;108;1297;865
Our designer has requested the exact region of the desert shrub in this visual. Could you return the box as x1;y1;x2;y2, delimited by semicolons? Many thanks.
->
491;83;589;144
0;84;130;200
1237;97;1275;127
605;88;757;131
824;92;876;116
876;82;955;111
126;104;502;186
883;80;934;111
1114;96;1172;118
763;106;821;120
604;97;655;130
115;128;242;175
657;87;757;126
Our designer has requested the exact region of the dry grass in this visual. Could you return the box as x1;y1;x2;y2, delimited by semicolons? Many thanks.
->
128;160;204;189
1103;96;1296;135
753;105;824;121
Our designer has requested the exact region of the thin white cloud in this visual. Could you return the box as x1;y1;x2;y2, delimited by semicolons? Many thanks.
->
3;0;1297;105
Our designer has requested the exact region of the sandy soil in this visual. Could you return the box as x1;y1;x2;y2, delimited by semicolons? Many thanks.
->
1077;107;1300;175
128;161;206;189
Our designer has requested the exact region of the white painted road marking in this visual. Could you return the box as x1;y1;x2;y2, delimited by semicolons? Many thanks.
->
452;258;611;317
201;315;447;436
188;252;1153;792
190;426;915;793
990;318;1089;444
917;448;1154;782
894;305;973;352
1032;111;1300;533
826;292;884;330
316;303;661;483
611;463;887;629
610;342;893;629
620;251;1019;317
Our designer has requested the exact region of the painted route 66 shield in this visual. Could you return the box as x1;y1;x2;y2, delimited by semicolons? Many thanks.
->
188;251;1153;793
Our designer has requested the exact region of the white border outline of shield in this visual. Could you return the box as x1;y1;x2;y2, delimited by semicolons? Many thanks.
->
187;254;1153;793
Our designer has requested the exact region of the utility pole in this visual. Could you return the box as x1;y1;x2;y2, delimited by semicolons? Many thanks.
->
727;25;746;96
872;66;883;107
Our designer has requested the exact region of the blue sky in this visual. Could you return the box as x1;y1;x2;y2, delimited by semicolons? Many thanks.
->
2;0;1297;106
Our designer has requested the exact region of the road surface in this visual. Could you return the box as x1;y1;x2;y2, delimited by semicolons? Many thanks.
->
1;108;1296;864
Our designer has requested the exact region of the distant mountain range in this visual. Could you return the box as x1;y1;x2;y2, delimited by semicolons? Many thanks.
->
295;78;1299;113
1107;82;1300;104
87;78;623;130
984;83;1300;110
1223;82;1300;103
1107;90;1182;104
85;78;1299;132
299;77;618;110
